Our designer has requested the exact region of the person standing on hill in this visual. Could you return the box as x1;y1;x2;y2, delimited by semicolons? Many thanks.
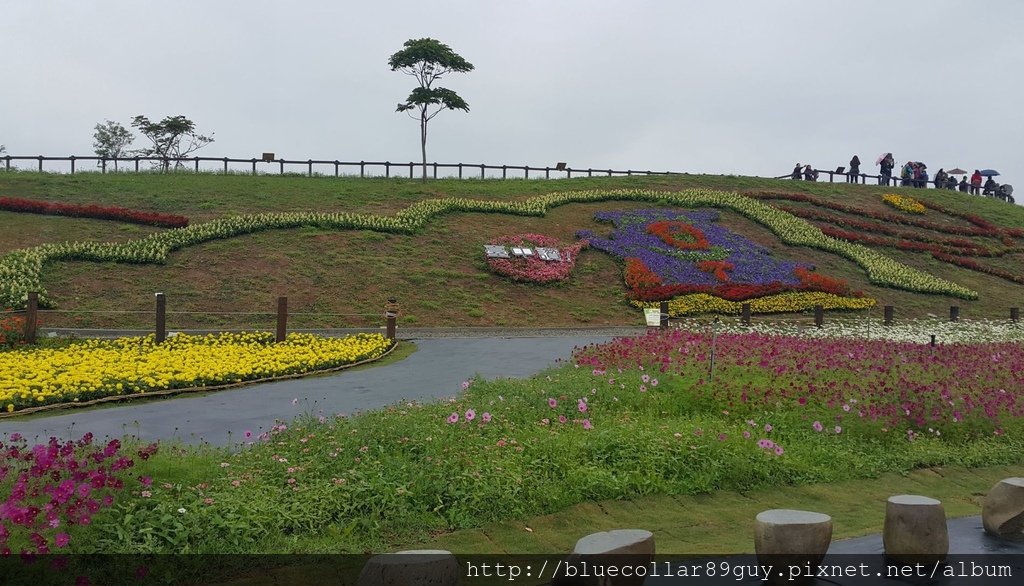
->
848;155;861;183
971;170;983;195
879;153;894;186
934;168;947;189
791;163;802;180
959;177;970;192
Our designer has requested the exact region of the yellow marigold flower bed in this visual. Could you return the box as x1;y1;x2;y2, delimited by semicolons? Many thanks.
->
882;193;926;214
632;292;876;317
0;332;393;413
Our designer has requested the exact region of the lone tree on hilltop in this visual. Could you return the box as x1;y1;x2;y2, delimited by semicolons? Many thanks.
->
130;115;214;171
92;120;134;170
388;38;473;181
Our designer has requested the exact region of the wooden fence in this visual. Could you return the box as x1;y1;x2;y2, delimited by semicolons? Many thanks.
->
6;292;397;344
1;154;682;180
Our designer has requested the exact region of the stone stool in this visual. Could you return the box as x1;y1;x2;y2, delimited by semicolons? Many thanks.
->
754;509;832;583
552;529;654;586
883;495;948;564
357;549;459;586
983;477;1024;539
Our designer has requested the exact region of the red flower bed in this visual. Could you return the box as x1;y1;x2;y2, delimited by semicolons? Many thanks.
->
486;233;588;283
932;253;1024;285
0;196;189;228
646;220;709;250
624;258;662;289
628;267;857;302
696;260;734;282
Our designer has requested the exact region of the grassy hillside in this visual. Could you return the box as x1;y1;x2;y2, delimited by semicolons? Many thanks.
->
2;170;1024;329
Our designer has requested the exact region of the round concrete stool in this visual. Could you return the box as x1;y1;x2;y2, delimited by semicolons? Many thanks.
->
552;529;654;586
755;509;832;584
883;495;948;564
983;477;1024;539
357;549;459;586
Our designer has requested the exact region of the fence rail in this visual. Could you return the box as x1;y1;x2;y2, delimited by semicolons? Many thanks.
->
1;154;684;180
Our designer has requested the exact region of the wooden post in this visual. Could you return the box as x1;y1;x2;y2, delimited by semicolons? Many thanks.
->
930;334;936;347
433;163;438;179
155;293;166;343
545;166;550;179
134;156;140;172
252;159;257;175
949;305;959;322
334;161;339;177
1012;307;1020;322
360;161;365;177
279;159;284;174
222;157;228;174
101;158;107;173
70;156;76;174
385;297;399;341
276;296;287;343
409;162;414;179
884;305;894;325
385;162;390;178
458;163;463;179
24;292;38;345
38;156;43;172
659;300;669;331
814;304;824;327
524;166;529;179
308;159;313;177
741;303;751;325
480;164;485;179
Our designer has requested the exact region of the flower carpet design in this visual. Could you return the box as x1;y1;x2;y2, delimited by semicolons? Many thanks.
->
484;233;587;283
578;209;873;315
882;193;926;214
0;196;189;228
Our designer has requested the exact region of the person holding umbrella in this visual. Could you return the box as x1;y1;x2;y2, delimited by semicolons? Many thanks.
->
877;153;894;186
971;170;983;195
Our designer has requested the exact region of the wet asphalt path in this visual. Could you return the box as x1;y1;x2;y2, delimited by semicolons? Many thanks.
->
0;336;614;446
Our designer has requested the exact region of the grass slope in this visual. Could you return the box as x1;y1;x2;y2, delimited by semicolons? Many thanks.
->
3;171;1024;328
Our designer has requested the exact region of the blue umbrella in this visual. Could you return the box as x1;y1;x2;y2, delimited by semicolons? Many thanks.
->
979;169;1000;177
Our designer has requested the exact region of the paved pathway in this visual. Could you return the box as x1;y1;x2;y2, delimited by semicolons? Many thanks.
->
0;336;614;446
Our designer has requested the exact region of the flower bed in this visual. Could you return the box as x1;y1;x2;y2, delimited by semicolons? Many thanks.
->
485;233;587;283
580;209;866;307
882;193;925;214
0;332;393;413
632;291;875;316
0;196;189;228
0;188;977;310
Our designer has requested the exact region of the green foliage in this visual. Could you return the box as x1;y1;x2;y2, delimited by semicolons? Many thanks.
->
130;115;214;171
92;120;135;170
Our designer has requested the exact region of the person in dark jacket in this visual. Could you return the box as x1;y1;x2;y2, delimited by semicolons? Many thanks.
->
803;165;818;181
934;169;947;189
959;177;970;192
791;163;801;180
879;153;895;186
983;177;998;196
945;175;957;190
847;155;861;183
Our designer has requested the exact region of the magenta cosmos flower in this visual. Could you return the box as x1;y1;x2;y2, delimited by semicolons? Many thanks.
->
447;412;458;424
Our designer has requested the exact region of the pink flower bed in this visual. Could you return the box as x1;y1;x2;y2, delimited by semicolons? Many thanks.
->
573;329;1024;439
486;233;588;283
0;196;189;228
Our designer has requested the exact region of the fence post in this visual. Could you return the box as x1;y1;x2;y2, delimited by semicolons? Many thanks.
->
659;300;669;330
360;161;365;178
276;296;288;343
433;162;438;179
501;165;507;179
588;168;593;177
334;161;339;177
458;163;463;179
1012;307;1020;322
308;159;313;177
566;168;572;179
607;169;613;176
155;293;166;343
134;156;140;172
741;302;751;325
480;164;485;179
884;305;894;326
70;155;76;174
24;292;38;345
385;297;398;341
545;166;550;179
252;159;258;175
101;158;107;174
949;305;959;322
222;157;228;174
37;156;43;172
385;162;390;178
409;162;414;179
814;304;824;327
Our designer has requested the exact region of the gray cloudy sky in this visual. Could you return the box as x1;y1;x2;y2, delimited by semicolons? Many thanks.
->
2;0;1022;184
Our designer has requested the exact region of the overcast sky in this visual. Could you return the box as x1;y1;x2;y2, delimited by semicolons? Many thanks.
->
2;0;1022;185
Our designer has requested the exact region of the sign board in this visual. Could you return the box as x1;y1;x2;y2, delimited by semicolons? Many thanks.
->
484;245;510;258
261;152;275;162
644;308;661;326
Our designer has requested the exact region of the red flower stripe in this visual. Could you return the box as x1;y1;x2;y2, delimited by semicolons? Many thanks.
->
0;196;189;228
646;220;709;250
696;260;734;282
624;258;663;289
628;266;856;302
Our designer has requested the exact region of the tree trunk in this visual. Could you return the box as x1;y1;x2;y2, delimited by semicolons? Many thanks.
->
420;110;428;181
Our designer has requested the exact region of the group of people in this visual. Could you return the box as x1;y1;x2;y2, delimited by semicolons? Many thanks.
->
790;153;1012;202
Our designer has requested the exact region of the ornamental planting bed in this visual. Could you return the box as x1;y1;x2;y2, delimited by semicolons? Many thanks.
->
0;196;189;228
0;332;394;413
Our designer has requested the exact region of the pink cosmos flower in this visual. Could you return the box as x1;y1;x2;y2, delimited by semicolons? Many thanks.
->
481;412;492;423
244;430;253;439
582;419;593;430
541;418;550;425
548;398;558;408
497;440;507;447
774;445;784;456
842;404;851;412
641;374;650;383
743;430;751;439
578;399;587;413
718;433;727;441
812;421;824;432
465;409;476;422
447;412;458;424
559;415;567;424
764;423;773;433
461;380;471;390
834;426;842;434
639;385;647;393
650;378;658;387
54;533;70;548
